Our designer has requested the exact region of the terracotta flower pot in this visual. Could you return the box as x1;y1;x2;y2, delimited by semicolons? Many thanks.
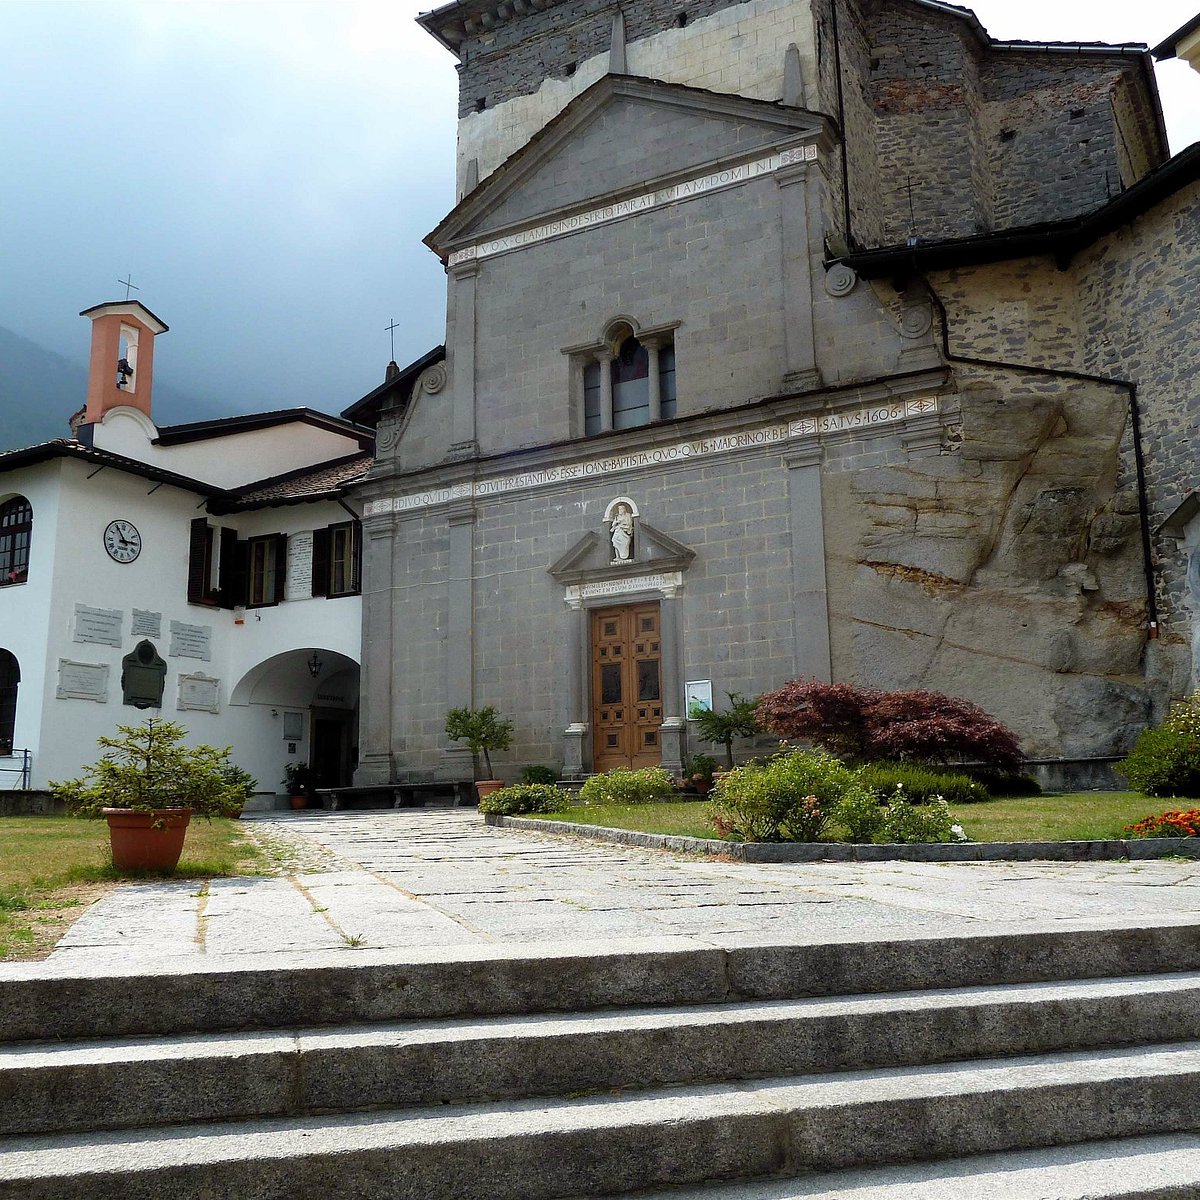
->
103;808;192;872
289;795;308;810
474;780;505;802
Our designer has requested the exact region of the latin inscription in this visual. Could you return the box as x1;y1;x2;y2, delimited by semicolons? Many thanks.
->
365;397;940;518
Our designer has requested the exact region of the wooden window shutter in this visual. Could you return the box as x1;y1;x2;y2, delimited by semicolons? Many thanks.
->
271;533;289;603
311;526;331;597
187;518;211;605
217;528;239;608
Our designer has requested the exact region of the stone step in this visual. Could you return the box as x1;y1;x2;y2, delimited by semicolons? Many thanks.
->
611;1133;1200;1199
6;919;1200;1043
4;1044;1200;1199
6;972;1200;1138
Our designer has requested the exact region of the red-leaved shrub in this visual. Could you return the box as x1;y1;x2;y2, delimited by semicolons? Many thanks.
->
755;680;1022;770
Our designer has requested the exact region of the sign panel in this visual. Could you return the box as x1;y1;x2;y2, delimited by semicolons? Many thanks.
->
169;620;212;662
178;672;221;714
57;660;109;702
74;605;122;647
131;609;163;638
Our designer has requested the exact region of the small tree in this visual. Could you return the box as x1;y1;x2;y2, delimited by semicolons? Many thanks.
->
691;691;762;769
445;706;514;780
1116;694;1200;798
51;718;243;818
755;680;1022;770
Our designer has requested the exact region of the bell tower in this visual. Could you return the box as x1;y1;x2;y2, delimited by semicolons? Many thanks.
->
79;300;169;425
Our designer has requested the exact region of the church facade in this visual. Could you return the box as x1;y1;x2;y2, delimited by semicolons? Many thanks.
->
353;0;1200;784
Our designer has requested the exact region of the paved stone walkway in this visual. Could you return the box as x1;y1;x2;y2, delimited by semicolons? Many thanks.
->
8;809;1200;976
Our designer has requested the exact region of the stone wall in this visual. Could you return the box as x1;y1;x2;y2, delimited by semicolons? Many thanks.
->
471;174;788;457
382;449;804;778
823;368;1153;758
1074;181;1200;673
455;0;818;187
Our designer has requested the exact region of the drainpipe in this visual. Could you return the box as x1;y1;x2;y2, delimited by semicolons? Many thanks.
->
925;286;1159;639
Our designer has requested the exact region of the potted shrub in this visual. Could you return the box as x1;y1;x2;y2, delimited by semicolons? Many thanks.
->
282;762;315;809
219;764;257;818
51;718;242;872
445;705;513;800
684;753;719;796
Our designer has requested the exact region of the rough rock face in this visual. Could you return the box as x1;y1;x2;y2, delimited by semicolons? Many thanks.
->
825;373;1152;759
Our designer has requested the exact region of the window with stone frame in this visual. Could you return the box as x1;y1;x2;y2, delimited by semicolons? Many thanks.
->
581;327;677;436
0;496;32;586
0;649;17;755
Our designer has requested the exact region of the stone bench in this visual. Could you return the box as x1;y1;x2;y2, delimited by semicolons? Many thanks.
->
316;782;475;811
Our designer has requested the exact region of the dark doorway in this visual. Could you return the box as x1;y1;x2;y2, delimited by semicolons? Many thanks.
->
311;709;354;789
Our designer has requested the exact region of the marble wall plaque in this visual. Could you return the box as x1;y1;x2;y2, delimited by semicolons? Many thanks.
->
73;605;122;647
169;620;212;662
57;660;109;702
131;609;162;638
286;531;314;602
178;672;221;714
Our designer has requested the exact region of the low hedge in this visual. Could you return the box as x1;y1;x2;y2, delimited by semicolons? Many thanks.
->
477;784;569;816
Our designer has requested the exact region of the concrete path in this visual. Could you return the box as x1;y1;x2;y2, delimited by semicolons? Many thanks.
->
9;808;1200;976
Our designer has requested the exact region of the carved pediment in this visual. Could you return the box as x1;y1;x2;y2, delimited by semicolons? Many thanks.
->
428;75;831;256
549;521;696;587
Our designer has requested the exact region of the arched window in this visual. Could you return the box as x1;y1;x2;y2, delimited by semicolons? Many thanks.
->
0;650;17;755
582;330;677;436
0;496;32;586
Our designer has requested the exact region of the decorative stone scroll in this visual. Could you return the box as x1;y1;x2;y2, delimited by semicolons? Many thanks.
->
177;672;221;714
364;396;942;519
56;660;109;702
73;605;122;647
169;620;212;662
448;144;819;267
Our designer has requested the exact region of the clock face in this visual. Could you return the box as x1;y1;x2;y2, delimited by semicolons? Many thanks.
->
103;519;142;563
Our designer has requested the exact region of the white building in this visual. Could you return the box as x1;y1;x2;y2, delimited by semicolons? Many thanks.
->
0;301;370;806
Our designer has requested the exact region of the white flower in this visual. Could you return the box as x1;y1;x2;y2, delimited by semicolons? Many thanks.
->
951;823;968;842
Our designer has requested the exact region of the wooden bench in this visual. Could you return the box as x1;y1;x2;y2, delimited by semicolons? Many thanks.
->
316;782;476;811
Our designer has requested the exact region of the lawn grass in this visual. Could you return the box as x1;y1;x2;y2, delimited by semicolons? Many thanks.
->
537;791;1173;846
0;815;271;960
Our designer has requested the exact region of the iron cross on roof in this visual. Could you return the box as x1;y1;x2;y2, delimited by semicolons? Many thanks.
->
385;318;400;360
118;275;139;301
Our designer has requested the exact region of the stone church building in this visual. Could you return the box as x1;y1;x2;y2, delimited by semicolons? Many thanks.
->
352;0;1200;785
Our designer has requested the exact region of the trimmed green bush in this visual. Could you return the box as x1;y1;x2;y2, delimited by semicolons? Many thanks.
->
966;769;1042;797
1116;695;1200;799
580;767;676;806
880;795;958;844
858;763;986;805
834;788;885;843
520;765;559;785
707;751;870;843
477;784;569;816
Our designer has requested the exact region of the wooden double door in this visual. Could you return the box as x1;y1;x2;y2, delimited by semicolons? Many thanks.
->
591;603;663;771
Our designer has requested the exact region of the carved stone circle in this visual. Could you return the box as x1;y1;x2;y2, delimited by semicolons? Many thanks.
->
421;364;448;394
901;302;933;339
824;263;857;297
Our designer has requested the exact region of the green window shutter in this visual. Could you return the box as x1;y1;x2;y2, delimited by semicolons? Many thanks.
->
311;526;331;597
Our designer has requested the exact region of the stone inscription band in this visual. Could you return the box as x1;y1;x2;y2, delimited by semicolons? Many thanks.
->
365;396;940;518
448;144;819;267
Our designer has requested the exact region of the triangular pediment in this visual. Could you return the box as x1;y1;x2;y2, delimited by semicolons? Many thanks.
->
428;76;831;255
549;520;696;586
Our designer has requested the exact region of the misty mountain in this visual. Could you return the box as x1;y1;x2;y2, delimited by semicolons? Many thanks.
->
0;325;237;453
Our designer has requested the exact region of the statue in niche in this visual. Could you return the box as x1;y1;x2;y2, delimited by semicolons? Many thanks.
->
609;503;634;564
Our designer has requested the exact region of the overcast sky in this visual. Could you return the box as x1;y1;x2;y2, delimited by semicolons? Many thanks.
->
2;0;1197;425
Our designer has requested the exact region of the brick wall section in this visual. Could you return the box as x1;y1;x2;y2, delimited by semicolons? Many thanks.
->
472;175;786;457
